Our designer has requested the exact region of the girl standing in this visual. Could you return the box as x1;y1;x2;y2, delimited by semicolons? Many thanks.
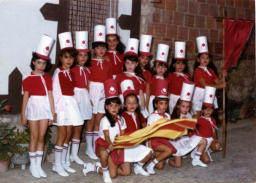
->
52;32;83;176
21;35;55;178
168;42;191;114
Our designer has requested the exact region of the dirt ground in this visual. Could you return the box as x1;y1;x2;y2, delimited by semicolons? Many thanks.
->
1;118;255;183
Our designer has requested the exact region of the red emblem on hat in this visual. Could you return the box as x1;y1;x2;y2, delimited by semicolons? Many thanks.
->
202;43;205;47
130;47;134;50
45;46;49;51
99;32;103;36
110;25;114;29
180;49;183;53
109;87;116;94
82;40;86;44
161;52;165;55
209;94;213;98
66;39;70;43
127;86;131;90
161;88;167;94
146;43;150;47
187;92;190;96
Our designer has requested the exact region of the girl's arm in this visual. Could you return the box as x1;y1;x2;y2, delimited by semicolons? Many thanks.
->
145;83;150;110
139;89;145;108
48;91;56;124
88;81;93;106
21;91;29;126
198;78;226;89
103;130;114;151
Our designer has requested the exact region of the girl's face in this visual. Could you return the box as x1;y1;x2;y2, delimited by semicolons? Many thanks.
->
155;99;168;114
178;100;190;115
202;107;214;117
197;53;210;67
173;60;185;72
107;35;119;51
106;102;121;117
94;46;106;58
139;55;150;69
33;59;47;73
60;52;74;69
125;59;138;72
77;51;88;66
124;95;139;113
155;62;167;76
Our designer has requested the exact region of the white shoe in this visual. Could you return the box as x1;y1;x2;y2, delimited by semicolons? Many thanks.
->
190;150;196;159
70;154;85;165
29;166;40;178
103;170;112;183
86;152;98;160
192;159;208;167
62;163;76;173
82;163;95;176
37;166;47;178
52;164;69;177
134;165;149;176
146;164;155;175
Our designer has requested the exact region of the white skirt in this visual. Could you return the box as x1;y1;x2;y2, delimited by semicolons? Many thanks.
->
55;96;83;126
148;95;155;114
192;87;218;112
26;96;53;121
169;94;180;115
170;136;197;157
189;135;213;152
124;145;152;163
74;87;92;120
89;82;105;114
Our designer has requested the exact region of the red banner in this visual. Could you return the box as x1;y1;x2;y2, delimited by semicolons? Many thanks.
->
223;19;254;70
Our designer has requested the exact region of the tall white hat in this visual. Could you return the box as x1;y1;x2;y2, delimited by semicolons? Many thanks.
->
203;86;216;107
94;25;106;43
196;36;208;54
124;38;139;56
180;81;195;102
58;32;73;50
174;41;186;59
120;79;135;97
106;18;117;35
75;31;89;52
156;44;170;63
139;34;152;56
35;34;55;60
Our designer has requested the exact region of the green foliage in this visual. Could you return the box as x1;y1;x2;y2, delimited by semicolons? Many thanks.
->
0;123;15;160
11;128;30;154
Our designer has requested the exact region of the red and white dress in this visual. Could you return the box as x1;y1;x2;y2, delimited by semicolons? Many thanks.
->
88;59;113;114
71;65;92;120
106;51;124;79
192;66;218;111
168;72;191;114
52;67;83;126
147;111;177;153
22;72;53;121
148;75;168;114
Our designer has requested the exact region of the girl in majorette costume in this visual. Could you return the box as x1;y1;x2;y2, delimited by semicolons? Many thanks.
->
52;32;83;177
115;38;148;118
148;44;169;114
146;79;177;174
87;25;113;160
138;34;153;111
168;42;191;114
192;36;226;118
67;31;92;165
83;79;151;183
21;35;55;178
105;18;125;79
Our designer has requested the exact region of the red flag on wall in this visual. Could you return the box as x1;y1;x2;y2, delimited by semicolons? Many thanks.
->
223;19;254;70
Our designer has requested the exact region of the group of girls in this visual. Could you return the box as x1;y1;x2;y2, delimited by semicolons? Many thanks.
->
21;17;226;182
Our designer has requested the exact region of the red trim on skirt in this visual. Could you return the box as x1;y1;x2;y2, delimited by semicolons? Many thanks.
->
95;138;124;165
151;137;177;154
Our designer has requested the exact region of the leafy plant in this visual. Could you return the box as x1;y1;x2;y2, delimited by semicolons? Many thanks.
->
0;123;15;160
11;128;30;154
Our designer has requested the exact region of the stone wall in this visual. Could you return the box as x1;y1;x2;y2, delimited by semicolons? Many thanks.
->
140;0;255;102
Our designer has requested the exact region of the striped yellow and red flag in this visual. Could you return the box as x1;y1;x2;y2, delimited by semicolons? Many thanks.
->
113;118;197;148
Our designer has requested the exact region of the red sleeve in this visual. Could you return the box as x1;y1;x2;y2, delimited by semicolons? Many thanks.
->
194;68;204;82
22;78;31;92
168;74;173;92
212;117;217;126
209;69;218;80
44;74;53;91
186;73;191;81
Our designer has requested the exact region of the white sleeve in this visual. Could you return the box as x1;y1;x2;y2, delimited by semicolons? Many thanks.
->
147;114;156;126
100;117;110;131
52;68;64;113
120;117;127;130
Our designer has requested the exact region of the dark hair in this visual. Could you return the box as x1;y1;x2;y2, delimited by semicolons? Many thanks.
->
30;52;52;72
105;97;122;127
123;55;145;80
57;48;77;67
153;97;169;113
194;53;218;75
151;61;169;78
169;58;189;73
138;53;153;71
202;104;214;111
75;51;91;67
106;35;125;54
92;42;107;49
171;99;192;119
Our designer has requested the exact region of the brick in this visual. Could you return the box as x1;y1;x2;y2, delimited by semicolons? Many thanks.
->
227;0;235;7
197;0;206;2
208;4;219;17
210;30;218;42
177;0;188;12
199;29;209;37
188;1;198;14
200;3;208;15
162;10;173;24
186;40;196;55
185;15;195;27
189;29;199;41
173;12;185;26
167;24;177;39
217;0;225;6
227;7;236;18
154;0;166;9
166;0;176;11
215;43;223;54
245;9;254;20
154;23;167;36
177;26;188;40
147;24;154;35
153;10;161;23
236;8;245;18
207;0;216;3
234;0;243;7
218;30;223;42
206;17;216;29
195;16;205;28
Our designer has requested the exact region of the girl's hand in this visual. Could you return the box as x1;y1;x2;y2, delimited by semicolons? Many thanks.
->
108;144;114;151
52;113;57;122
48;120;53;126
21;114;28;126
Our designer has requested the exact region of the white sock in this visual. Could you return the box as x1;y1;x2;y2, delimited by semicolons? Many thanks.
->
29;152;37;167
62;144;69;164
85;132;93;154
136;162;144;167
54;146;63;168
71;138;80;157
148;158;158;168
36;151;43;167
102;166;108;172
194;151;202;161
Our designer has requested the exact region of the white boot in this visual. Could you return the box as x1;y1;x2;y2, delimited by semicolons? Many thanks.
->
70;139;84;165
53;146;69;177
29;152;40;178
85;132;98;160
191;152;208;167
146;159;158;175
36;151;47;178
102;167;112;183
134;163;149;176
62;144;76;173
65;141;71;166
82;162;95;176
